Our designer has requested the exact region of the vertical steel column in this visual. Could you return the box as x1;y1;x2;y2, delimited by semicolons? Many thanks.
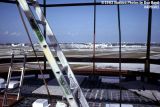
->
43;0;47;72
117;0;122;106
92;0;96;77
145;1;152;82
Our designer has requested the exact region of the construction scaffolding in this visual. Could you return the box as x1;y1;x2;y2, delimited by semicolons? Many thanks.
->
0;0;160;107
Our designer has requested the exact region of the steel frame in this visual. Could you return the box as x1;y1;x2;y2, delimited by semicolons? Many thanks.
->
0;0;159;81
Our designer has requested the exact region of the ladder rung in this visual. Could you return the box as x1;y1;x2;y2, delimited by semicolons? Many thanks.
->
6;92;18;96
36;20;46;25
2;104;9;107
11;69;23;72
61;66;68;73
13;58;24;61
28;0;38;4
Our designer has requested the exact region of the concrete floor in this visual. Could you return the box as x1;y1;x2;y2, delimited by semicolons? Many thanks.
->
1;75;158;107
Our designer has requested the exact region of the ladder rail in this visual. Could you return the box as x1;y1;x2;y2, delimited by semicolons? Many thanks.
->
17;0;79;106
2;54;14;107
30;1;89;106
17;54;26;100
6;54;14;89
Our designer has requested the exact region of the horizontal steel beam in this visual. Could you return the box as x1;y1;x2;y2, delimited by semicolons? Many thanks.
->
0;56;159;65
0;68;160;79
41;2;111;7
0;0;146;7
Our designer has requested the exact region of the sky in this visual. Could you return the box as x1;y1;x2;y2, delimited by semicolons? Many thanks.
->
0;0;160;43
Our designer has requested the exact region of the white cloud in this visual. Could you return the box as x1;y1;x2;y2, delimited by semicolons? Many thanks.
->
66;31;79;37
2;31;21;36
10;32;21;36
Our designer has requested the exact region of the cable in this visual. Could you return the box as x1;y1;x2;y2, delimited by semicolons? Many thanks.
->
16;1;51;101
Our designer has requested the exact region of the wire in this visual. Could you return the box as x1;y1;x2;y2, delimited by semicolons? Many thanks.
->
16;1;51;101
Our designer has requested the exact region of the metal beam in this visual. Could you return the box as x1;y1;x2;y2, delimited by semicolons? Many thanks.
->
1;68;160;78
145;1;152;79
41;1;145;7
0;1;147;7
0;57;156;64
117;0;122;106
43;0;47;72
92;0;96;76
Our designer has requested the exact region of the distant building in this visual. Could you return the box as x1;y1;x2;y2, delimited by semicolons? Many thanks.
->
11;43;25;47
